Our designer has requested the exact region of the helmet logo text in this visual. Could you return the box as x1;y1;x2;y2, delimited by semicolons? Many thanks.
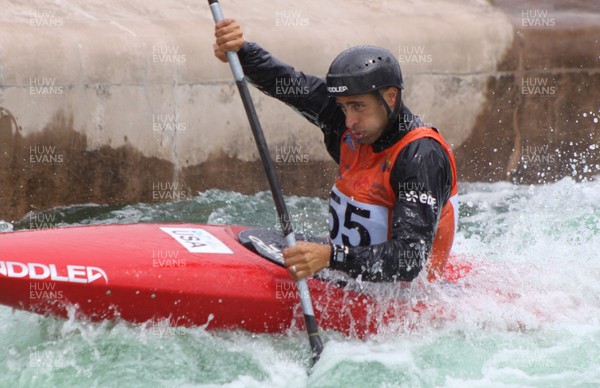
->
327;86;348;93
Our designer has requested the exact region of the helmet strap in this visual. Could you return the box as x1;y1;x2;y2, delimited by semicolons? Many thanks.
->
375;89;403;127
375;90;392;117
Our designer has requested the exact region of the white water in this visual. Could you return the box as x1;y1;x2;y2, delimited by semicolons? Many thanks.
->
1;177;600;386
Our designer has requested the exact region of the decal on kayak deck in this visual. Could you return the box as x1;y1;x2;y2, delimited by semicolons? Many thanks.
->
237;229;328;267
160;227;233;254
0;261;108;284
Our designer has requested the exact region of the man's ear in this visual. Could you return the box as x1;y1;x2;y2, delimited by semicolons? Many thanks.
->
383;87;399;108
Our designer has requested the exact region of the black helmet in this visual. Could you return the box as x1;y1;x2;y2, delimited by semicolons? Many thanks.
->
326;45;403;96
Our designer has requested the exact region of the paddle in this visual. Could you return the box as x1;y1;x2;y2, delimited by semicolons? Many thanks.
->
207;0;324;364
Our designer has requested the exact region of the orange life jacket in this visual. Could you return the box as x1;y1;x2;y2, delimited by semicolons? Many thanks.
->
329;127;458;281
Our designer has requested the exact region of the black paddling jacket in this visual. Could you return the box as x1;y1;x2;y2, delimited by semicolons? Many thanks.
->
237;42;454;282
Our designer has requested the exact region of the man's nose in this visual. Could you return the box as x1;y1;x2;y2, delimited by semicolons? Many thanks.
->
345;110;359;129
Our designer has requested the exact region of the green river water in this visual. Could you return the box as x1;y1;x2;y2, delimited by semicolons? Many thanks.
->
1;178;600;387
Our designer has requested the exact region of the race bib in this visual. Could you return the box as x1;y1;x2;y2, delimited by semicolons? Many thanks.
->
328;185;389;246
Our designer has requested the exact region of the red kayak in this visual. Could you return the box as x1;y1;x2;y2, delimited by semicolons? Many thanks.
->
0;223;471;337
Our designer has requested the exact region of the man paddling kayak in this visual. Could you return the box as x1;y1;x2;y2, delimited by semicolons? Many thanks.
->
214;19;458;283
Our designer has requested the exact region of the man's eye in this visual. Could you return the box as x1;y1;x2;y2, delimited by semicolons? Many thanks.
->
338;103;365;113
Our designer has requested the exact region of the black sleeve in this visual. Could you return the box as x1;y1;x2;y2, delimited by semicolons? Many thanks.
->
237;42;346;163
329;138;452;282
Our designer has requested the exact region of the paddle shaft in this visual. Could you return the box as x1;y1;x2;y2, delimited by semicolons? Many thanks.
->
208;0;323;363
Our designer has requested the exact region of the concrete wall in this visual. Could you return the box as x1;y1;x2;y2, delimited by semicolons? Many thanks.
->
0;0;597;220
458;0;600;182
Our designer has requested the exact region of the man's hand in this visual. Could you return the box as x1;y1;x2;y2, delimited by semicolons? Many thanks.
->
213;18;245;63
283;241;331;281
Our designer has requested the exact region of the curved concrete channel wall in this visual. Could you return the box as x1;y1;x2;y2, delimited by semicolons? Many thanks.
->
0;0;598;220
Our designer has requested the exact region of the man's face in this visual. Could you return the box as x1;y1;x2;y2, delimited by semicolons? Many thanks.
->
335;88;397;145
